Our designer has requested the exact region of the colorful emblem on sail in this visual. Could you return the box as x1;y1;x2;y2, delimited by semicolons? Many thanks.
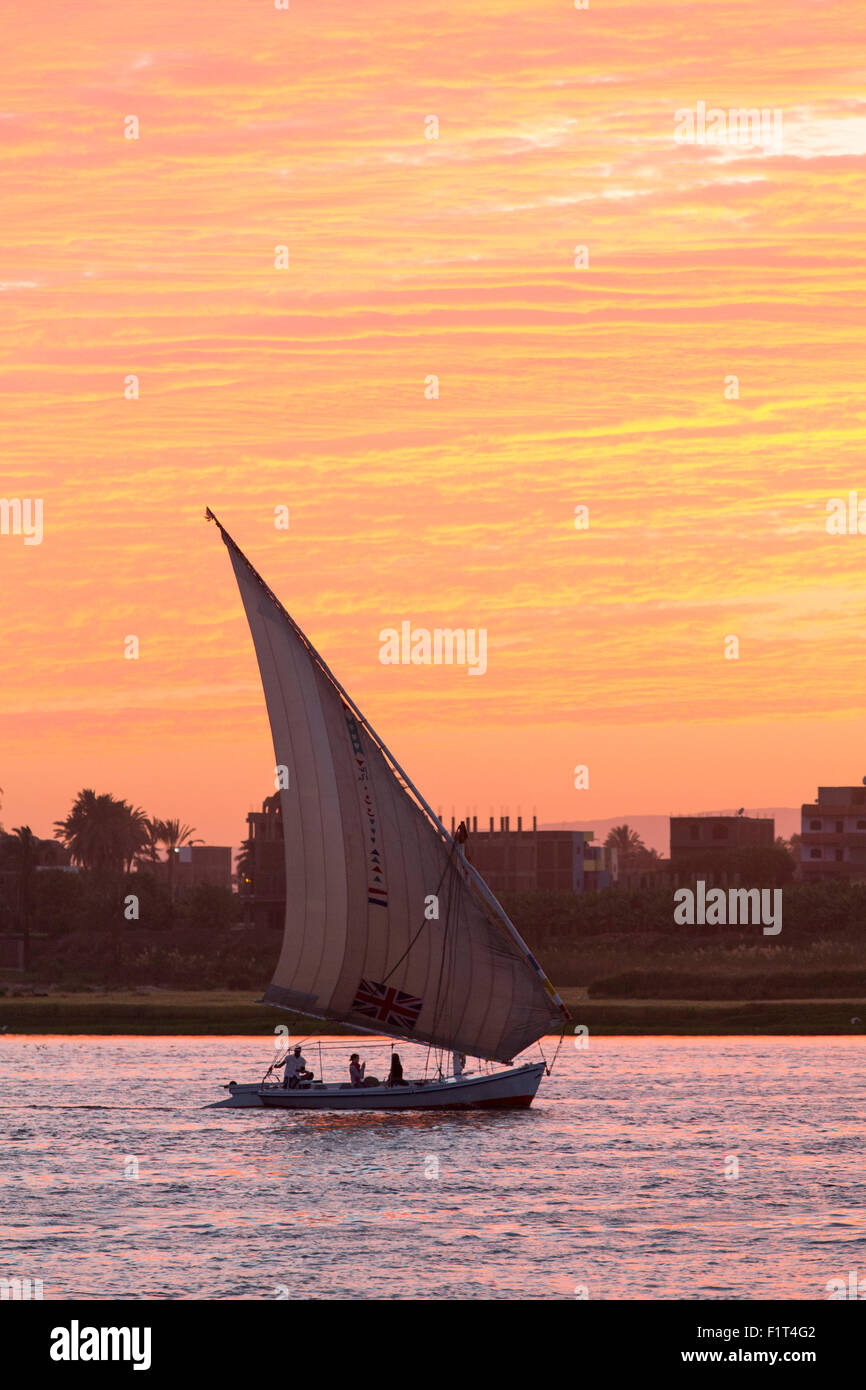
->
351;978;424;1031
343;705;388;908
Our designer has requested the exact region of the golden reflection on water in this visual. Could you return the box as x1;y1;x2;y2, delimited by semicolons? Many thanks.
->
1;1034;864;1299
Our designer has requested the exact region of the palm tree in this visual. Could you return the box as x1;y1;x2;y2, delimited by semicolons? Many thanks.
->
155;818;199;902
604;824;647;859
135;817;165;872
55;789;110;869
54;789;148;874
121;804;149;872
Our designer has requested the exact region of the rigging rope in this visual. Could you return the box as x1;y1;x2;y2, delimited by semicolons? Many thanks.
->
543;1023;569;1077
428;840;463;1062
380;831;462;985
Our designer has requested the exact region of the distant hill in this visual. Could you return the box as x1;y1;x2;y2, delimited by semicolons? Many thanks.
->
541;809;802;858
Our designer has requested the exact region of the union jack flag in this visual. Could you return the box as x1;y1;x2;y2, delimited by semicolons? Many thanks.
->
350;978;423;1031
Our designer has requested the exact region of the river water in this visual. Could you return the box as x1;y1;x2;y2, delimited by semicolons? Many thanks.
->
1;1035;863;1300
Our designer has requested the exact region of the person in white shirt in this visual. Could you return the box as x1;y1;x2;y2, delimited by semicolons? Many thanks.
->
349;1053;365;1087
283;1046;310;1088
452;1052;466;1078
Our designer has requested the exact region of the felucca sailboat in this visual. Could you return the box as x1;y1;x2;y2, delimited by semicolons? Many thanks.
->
206;510;570;1110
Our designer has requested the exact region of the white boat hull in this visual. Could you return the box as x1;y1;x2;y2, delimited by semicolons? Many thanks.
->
208;1061;545;1111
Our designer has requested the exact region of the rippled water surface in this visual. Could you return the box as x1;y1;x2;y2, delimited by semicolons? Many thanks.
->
1;1035;863;1300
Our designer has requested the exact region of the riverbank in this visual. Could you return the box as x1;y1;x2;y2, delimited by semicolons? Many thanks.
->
1;989;864;1035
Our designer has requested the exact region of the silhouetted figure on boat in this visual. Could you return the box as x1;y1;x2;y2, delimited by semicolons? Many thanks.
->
387;1052;406;1086
283;1046;313;1088
349;1053;366;1087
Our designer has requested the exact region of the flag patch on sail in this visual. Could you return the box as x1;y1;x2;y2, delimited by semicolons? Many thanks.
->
343;705;389;908
351;979;423;1031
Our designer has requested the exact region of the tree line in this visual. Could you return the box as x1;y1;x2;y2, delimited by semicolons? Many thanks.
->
0;788;210;968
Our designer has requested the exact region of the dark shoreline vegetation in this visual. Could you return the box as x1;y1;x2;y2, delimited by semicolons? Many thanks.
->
1;991;864;1036
1;870;865;1033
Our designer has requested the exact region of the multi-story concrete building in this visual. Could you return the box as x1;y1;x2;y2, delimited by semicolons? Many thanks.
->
459;816;616;894
617;858;673;892
238;804;617;927
670;814;774;862
172;844;233;891
800;785;866;882
144;843;233;892
239;794;286;929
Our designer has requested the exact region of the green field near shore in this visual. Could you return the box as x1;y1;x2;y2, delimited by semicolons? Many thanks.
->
1;989;864;1036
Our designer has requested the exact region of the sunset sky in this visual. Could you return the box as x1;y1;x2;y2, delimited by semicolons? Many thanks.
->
2;0;865;852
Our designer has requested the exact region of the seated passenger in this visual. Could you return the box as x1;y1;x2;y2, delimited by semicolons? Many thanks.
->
387;1052;407;1086
349;1053;365;1087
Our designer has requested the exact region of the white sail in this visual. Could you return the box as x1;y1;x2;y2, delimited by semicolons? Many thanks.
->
210;512;570;1063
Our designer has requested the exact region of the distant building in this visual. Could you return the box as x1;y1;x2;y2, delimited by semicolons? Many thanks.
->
240;794;286;929
617;858;673;892
461;816;616;894
145;844;233;892
237;805;617;928
670;814;774;861
177;844;232;891
800;786;866;882
0;839;73;923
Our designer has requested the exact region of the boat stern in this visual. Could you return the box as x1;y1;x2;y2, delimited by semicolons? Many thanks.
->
205;1082;265;1109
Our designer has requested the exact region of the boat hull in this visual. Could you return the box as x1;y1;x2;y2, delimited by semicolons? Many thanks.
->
208;1062;545;1111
